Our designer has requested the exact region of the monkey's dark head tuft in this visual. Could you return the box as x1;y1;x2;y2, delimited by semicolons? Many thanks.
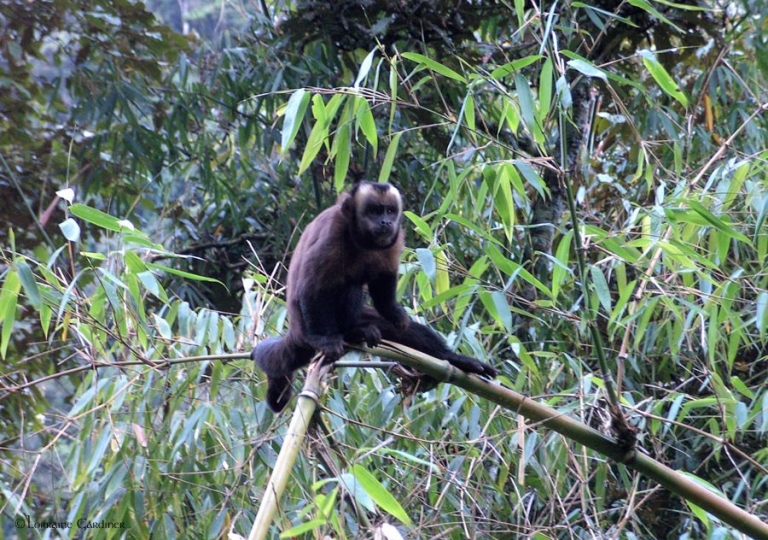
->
344;181;403;250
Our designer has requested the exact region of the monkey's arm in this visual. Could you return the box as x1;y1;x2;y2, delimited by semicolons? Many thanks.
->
368;273;409;330
298;286;347;361
358;307;497;379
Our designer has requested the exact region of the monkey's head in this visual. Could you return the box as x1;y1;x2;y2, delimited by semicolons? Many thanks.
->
343;181;403;250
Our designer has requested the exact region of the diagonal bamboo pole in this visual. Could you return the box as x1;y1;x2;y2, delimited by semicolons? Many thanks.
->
369;340;768;540
247;342;768;540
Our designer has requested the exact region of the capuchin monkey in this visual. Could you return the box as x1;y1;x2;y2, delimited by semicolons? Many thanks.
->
253;181;497;412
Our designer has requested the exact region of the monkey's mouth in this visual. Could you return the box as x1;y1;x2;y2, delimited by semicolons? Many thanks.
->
373;226;395;238
371;228;396;246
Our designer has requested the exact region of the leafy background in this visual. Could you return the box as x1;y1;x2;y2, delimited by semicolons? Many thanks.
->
1;0;767;538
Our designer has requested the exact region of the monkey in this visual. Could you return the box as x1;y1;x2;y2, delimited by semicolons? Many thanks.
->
252;181;497;412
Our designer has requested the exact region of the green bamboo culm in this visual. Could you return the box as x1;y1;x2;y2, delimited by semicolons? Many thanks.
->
248;357;331;540
246;343;768;540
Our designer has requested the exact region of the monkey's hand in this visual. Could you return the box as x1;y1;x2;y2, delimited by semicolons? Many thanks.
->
446;352;498;379
345;323;382;348
308;335;345;364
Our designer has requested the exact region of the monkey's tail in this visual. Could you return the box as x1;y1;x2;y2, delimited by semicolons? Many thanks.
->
252;337;299;413
265;373;294;413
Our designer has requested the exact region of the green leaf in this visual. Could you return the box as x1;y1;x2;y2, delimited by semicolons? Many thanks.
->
491;291;513;331
298;116;328;176
514;160;545;196
434;249;450;300
59;218;81;242
490;55;543;79
514;73;542;142
86;428;114;476
69;204;133;233
280;519;328;538
281;88;310;153
486;244;552;298
552;231;573;301
16;261;42;309
365;448;441;473
687;200;751;245
0;269;21;359
755;194;768;245
567;59;607;81
147;262;221;284
404;211;433;241
401;52;466;83
334;124;351;190
639;50;688;107
448;91;476;153
514;0;524;26
137;270;166;301
628;0;684;32
589;266;612;312
416;248;436;281
354;48;377;89
81;251;107;261
729;376;754;400
351;464;412;526
573;2;639;26
464;92;476;133
355;96;378;155
338;472;375;512
378;132;402;183
539;58;553;120
756;292;768;339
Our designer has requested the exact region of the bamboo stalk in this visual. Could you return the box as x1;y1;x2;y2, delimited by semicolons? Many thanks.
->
368;340;768;540
247;342;768;540
248;357;330;540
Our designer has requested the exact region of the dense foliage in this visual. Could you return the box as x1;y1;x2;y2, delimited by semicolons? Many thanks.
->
1;0;767;538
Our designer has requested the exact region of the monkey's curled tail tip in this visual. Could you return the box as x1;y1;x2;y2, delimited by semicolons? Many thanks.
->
252;337;295;413
265;375;294;412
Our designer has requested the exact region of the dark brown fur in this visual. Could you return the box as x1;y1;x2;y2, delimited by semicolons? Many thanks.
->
253;182;496;412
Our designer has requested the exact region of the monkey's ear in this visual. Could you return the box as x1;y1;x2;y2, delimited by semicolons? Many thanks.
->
340;192;355;217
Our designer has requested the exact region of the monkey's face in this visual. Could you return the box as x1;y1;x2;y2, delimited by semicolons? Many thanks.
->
350;182;403;250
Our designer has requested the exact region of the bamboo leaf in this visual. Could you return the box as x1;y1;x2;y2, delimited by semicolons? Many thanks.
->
0;269;20;359
355;96;378;155
687;200;751;245
628;0;684;31
435;249;450;298
354;48;377;89
69;204;133;233
416;248;436;281
639;50;688;107
59;218;81;242
334;121;351;191
404;211;433;240
351;464;412;525
298;117;328;175
378;132;402;183
490;55;542;79
147;262;221;283
281;89;310;153
16;261;42;308
552;230;573;301
539;58;554;119
567;58;608;81
589;266;612;312
401;52;466;83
